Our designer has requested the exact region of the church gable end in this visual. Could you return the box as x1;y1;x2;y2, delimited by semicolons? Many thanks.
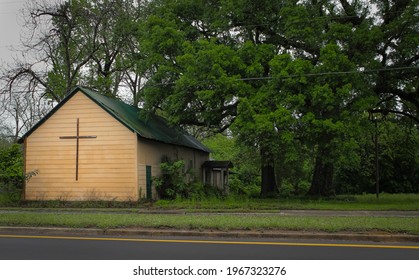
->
24;91;138;201
21;86;210;202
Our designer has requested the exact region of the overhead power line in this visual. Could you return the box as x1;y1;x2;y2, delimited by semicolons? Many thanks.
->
145;66;419;87
237;66;419;81
1;66;417;95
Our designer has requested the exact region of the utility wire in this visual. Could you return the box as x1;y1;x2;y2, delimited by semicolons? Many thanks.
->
145;66;419;87
238;66;419;81
1;66;417;95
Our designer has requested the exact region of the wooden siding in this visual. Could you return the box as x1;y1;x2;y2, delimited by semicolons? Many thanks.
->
25;91;138;201
137;138;209;199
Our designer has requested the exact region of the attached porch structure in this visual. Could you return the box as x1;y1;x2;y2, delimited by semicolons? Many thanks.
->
202;161;233;193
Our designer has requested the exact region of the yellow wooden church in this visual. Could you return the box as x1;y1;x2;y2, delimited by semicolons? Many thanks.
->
19;86;210;201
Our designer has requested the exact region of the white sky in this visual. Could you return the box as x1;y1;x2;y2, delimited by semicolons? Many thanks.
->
0;0;27;64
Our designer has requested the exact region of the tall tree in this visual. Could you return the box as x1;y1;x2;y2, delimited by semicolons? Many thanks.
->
83;0;144;98
0;0;150;146
1;0;146;102
0;92;51;143
139;0;418;197
140;0;285;195
367;0;418;123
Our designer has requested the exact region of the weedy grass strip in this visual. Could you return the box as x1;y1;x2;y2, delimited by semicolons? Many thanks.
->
0;213;418;235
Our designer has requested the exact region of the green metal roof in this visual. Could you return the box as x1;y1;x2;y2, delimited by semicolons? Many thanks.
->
19;86;210;153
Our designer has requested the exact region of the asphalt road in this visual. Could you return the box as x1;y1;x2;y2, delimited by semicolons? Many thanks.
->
0;234;418;260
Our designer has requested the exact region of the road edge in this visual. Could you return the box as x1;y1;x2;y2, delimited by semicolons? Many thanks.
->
1;226;419;243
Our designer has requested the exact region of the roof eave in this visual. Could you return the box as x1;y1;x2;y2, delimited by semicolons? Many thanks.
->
136;134;210;154
17;86;83;143
17;86;211;154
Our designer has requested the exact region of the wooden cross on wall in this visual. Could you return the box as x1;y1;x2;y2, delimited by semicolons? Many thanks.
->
59;118;97;181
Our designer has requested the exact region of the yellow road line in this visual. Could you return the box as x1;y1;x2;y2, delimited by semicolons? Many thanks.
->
0;234;418;250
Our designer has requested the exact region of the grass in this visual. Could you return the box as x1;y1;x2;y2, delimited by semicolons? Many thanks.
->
0;212;418;235
1;194;418;235
1;193;419;212
154;193;419;211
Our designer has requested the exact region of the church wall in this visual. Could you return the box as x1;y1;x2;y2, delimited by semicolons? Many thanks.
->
137;138;209;199
24;91;138;201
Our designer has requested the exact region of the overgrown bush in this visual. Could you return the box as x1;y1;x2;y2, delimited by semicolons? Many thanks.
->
153;159;192;199
229;177;260;197
0;143;24;189
0;143;24;205
154;158;224;200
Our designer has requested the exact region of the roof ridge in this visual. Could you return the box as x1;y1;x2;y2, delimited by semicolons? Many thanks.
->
19;86;210;153
78;87;211;153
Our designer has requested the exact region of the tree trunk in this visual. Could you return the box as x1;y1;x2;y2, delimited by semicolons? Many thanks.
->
261;164;277;197
308;147;335;197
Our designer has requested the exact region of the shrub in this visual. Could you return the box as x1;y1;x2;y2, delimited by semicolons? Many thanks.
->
154;158;224;200
154;159;193;199
0;143;25;206
0;143;24;189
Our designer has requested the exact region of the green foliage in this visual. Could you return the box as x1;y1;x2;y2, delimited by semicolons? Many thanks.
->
4;0;417;199
202;134;261;196
334;118;419;194
0;141;40;206
378;121;419;193
154;159;187;199
0;143;24;205
0;144;23;189
154;158;222;200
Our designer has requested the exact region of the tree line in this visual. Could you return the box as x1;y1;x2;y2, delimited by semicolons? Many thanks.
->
1;0;418;197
